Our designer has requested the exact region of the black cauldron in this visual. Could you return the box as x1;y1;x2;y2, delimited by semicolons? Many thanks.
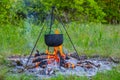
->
44;34;63;47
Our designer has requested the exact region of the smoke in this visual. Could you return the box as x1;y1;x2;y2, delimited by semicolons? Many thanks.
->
24;18;33;49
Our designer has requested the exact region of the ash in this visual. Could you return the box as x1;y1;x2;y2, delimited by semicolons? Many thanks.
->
8;53;117;78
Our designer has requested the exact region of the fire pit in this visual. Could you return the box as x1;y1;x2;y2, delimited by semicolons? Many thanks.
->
8;53;117;78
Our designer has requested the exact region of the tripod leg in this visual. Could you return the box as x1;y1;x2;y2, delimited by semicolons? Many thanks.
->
55;8;80;60
25;23;45;67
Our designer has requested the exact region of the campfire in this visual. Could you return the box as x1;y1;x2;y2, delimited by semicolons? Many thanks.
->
7;7;118;78
29;29;77;71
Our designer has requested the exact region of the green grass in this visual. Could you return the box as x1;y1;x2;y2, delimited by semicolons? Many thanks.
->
0;22;120;80
92;68;120;80
0;23;120;57
67;23;120;56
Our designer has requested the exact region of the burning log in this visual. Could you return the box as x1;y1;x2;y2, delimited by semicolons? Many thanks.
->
34;50;40;57
109;57;120;63
77;60;101;69
70;53;88;60
16;60;23;66
84;63;93;69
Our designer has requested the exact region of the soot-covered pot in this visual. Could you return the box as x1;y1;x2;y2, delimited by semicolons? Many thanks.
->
44;34;63;47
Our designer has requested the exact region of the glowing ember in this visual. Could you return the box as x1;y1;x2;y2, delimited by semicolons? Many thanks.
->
35;62;41;68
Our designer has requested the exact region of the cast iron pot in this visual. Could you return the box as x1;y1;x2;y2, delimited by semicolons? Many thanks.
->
44;34;63;47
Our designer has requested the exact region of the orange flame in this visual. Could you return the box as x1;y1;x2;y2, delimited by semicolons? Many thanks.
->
46;29;66;64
